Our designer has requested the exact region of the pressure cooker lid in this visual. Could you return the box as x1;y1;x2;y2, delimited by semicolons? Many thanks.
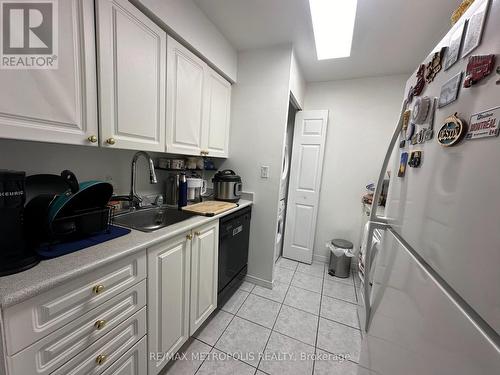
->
213;169;241;182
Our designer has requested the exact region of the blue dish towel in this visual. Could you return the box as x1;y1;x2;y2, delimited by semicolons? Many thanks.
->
36;225;131;259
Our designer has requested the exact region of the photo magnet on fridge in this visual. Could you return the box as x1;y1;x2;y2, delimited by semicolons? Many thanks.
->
398;152;409;177
408;151;422;168
461;0;490;58
439;72;462;108
466;106;500;140
444;21;466;70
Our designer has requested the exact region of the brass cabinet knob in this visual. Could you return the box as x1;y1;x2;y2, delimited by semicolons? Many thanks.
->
186;233;193;240
94;319;106;330
200;150;205;156
205;150;209;156
92;284;105;294
95;354;107;365
106;138;116;145
194;231;201;236
88;135;98;143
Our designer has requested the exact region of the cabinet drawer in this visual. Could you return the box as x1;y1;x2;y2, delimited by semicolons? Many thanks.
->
8;280;146;375
4;252;146;355
52;307;146;375
101;336;147;375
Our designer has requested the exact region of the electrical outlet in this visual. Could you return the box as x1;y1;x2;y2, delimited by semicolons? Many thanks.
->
260;166;270;179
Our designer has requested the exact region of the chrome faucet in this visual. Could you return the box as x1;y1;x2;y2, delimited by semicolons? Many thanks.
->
129;151;157;208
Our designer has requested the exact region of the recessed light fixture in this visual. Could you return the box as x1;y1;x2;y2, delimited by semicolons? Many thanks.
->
309;0;358;60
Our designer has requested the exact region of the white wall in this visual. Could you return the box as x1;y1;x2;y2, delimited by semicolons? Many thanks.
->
304;74;407;262
289;50;306;109
0;139;170;196
133;0;238;82
221;45;293;286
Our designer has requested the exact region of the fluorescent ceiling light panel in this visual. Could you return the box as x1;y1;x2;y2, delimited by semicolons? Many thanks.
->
309;0;358;60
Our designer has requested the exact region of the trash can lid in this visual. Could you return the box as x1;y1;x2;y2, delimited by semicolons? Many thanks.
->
331;239;353;249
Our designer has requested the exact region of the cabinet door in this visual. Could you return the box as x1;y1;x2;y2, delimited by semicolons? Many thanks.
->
166;36;206;156
147;233;191;375
0;0;98;146
96;0;166;151
203;68;231;158
190;221;219;335
101;336;147;375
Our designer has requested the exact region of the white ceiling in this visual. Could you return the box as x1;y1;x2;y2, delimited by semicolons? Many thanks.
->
193;0;463;82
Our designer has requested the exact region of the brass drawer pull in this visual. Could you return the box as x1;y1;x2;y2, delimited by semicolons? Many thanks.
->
186;233;193;240
88;135;98;143
194;231;201;236
94;319;106;330
106;138;116;145
96;354;107;365
92;284;105;294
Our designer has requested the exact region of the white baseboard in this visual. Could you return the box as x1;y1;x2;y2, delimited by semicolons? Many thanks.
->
245;274;273;289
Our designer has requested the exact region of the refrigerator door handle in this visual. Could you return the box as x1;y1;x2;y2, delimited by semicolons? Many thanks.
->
369;99;407;223
363;220;390;332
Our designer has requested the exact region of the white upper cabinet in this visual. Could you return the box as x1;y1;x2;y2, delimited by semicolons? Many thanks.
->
166;36;206;156
203;67;231;158
166;37;231;157
0;0;98;146
96;0;166;152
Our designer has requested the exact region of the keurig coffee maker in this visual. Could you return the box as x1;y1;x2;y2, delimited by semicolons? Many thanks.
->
0;170;38;276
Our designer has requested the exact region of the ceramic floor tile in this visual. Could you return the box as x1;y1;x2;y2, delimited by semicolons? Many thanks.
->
320;295;359;329
236;293;281;329
296;262;325;278
322;279;356;303
221;289;249;314
193;309;234;346
291;272;323;293
313;350;358;375
316;318;361;363
215;316;271;367
164;339;211;375
284;286;321;315
252;281;289;303
239;281;255;292
274;305;318;346
276;257;299;271
259;331;314;375
196;349;255;375
274;267;295;284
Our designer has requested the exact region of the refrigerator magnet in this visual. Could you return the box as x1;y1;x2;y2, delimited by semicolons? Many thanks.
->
406;123;416;141
444;21;466;70
463;54;496;88
412;96;431;124
398;152;409;177
437;113;467;146
407;64;426;103
402;109;411;132
438;72;462;108
461;0;489;58
408;151;422;168
425;47;446;83
466;106;500;140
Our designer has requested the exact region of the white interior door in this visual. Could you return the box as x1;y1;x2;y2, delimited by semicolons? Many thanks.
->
283;110;328;264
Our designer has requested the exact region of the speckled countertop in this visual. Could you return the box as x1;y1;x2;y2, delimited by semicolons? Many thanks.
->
0;200;252;309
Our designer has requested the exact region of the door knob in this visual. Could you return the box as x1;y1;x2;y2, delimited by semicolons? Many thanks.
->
106;138;116;145
87;135;98;143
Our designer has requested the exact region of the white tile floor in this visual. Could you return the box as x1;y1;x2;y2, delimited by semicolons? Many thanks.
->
163;258;362;375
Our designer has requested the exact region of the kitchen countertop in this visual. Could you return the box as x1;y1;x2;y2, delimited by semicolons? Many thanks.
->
0;200;252;309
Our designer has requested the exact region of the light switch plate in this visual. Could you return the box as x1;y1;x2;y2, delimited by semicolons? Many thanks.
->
260;166;270;179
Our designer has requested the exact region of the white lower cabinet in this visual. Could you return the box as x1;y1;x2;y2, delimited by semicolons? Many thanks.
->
147;220;219;374
147;232;191;375
190;222;219;334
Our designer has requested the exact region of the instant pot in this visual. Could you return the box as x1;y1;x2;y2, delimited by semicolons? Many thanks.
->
212;170;242;203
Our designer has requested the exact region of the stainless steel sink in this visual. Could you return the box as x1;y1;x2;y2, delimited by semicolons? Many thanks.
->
113;206;196;232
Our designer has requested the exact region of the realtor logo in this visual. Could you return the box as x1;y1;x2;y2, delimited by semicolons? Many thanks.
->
0;0;58;69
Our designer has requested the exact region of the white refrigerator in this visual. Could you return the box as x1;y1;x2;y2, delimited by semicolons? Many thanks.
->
357;0;500;373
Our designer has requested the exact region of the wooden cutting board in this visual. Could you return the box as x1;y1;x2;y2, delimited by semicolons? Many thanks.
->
182;201;237;216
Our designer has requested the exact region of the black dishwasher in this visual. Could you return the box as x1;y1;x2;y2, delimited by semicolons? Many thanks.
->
218;206;251;306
